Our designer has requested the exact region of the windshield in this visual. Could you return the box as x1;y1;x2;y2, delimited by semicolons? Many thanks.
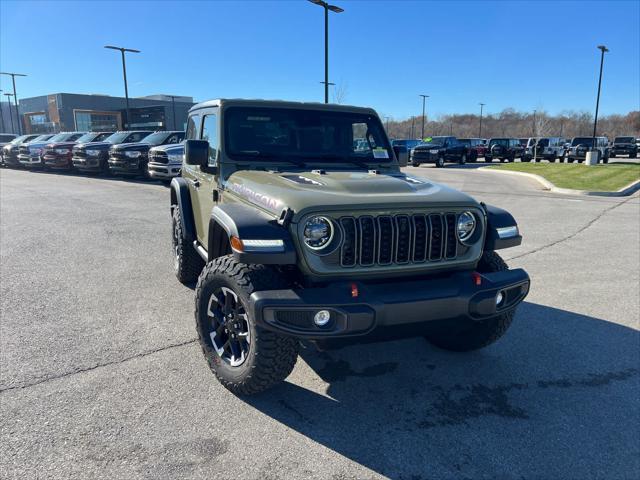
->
32;134;54;142
419;137;447;146
141;132;171;145
9;135;34;145
614;137;634;144
47;133;77;142
224;107;392;163
537;139;549;147
489;139;509;147
459;139;471;146
104;132;130;144
571;137;593;146
77;132;107;143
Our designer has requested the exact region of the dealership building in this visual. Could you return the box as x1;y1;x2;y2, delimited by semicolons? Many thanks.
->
13;93;194;134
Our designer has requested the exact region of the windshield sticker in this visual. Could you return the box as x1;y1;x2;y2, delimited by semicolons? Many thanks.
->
228;182;282;212
373;148;389;159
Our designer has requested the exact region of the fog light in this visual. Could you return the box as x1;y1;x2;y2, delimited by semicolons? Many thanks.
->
496;291;505;307
313;310;331;327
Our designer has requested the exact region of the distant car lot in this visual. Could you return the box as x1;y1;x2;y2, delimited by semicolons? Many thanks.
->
1;168;638;479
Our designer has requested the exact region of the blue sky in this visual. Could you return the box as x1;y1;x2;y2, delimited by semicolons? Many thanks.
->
1;0;638;120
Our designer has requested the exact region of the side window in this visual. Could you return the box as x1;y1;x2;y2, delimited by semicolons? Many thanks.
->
166;134;180;144
186;114;201;140
70;133;83;141
201;114;219;166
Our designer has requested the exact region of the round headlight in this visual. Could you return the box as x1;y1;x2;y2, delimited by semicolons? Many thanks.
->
303;216;333;250
457;211;476;243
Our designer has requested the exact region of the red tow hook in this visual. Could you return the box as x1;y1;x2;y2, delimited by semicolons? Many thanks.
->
471;272;482;286
350;282;359;298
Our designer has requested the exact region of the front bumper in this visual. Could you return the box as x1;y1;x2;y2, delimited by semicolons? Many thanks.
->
73;155;103;170
43;154;72;168
18;154;42;166
148;162;181;179
410;151;438;163
611;147;636;155
249;268;530;341
108;156;143;174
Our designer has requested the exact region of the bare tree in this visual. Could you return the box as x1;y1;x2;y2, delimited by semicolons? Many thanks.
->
332;81;348;104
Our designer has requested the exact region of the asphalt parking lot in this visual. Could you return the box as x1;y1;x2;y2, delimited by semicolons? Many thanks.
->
1;167;639;480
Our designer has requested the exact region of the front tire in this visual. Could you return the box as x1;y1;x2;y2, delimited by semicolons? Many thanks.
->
425;251;515;352
459;153;467;165
436;156;445;168
195;256;299;395
172;207;204;284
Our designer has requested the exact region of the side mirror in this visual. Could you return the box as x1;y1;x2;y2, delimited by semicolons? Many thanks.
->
185;139;209;166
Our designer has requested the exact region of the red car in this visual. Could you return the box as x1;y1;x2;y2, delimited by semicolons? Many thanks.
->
458;138;487;160
42;131;111;170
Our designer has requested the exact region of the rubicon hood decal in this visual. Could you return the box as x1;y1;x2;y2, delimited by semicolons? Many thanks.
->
228;182;284;213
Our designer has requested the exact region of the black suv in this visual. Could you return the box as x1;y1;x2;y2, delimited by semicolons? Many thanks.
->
484;138;524;162
108;130;185;177
610;136;638;158
410;136;470;167
73;131;151;174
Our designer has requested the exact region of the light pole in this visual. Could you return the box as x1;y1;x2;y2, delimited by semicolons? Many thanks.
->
309;0;343;104
104;45;140;129
478;103;485;137
532;109;537;136
384;116;390;134
0;72;27;134
318;81;335;102
419;94;429;139
592;45;609;153
3;93;15;133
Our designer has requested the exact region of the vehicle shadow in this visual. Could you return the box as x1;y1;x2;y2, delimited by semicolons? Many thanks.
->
244;302;639;479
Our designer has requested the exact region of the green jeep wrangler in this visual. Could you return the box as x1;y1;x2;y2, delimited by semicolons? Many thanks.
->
170;99;530;395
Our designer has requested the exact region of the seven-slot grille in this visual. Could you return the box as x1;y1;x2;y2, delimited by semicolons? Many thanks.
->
149;150;169;164
339;213;459;267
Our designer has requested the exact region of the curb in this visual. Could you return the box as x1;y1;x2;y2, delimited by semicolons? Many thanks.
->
478;167;640;197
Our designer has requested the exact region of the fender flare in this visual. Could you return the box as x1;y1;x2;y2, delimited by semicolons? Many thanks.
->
209;203;297;265
170;177;196;242
482;203;522;250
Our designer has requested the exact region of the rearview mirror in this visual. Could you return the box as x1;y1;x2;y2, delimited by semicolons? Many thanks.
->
185;139;209;166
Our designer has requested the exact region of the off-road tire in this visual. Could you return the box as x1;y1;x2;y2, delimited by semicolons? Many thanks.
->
172;207;204;284
631;152;637;159
195;255;299;395
412;160;421;167
610;152;616;158
484;156;492;163
436;156;445;168
425;251;515;352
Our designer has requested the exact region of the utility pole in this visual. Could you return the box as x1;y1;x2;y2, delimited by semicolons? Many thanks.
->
0;72;27;134
104;45;140;129
410;116;415;139
592;45;609;154
309;0;343;103
419;94;429;139
478;103;485;137
3;93;15;133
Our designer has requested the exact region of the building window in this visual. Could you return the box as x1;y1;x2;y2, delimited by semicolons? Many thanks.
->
74;111;121;132
24;112;56;134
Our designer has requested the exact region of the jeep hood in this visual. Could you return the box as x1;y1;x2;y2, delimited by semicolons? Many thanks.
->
224;169;478;218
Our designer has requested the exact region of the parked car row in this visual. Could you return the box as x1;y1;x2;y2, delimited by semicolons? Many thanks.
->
393;134;638;167
0;130;185;182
